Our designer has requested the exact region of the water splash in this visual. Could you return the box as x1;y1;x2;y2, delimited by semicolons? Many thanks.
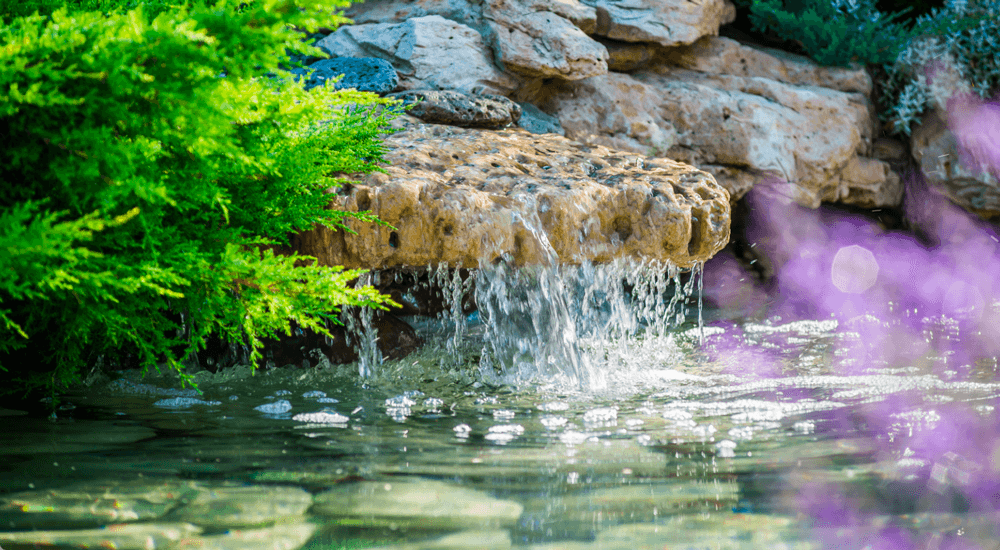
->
343;272;382;378
472;259;700;391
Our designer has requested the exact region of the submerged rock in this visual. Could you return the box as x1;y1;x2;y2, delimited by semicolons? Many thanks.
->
167;484;313;528
313;479;524;529
0;478;199;529
177;522;317;550
0;522;201;549
368;529;512;550
293;120;730;269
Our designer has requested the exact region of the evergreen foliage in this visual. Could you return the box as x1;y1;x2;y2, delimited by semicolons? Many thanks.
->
0;0;401;398
734;0;914;67
880;0;1000;135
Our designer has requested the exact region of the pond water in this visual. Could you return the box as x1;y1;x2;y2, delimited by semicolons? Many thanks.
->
3;254;1000;550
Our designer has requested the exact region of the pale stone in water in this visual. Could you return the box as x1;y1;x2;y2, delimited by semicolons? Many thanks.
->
313;479;524;529
0;522;201;550
368;529;512;550
0;478;200;529
293;120;730;269
172;522;317;550
2;418;157;455
168;484;313;529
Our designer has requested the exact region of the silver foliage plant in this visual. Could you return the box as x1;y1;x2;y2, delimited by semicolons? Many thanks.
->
882;0;1000;136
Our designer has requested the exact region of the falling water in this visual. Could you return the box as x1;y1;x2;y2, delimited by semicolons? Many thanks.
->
344;272;382;378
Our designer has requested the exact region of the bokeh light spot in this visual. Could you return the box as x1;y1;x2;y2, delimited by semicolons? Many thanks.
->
831;245;879;294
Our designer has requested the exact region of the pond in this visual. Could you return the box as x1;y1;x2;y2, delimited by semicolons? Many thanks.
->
3;253;1000;550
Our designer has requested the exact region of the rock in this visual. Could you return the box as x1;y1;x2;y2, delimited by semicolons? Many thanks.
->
291;57;399;93
872;137;908;162
517;102;564;135
1;418;157;455
0;478;199;529
369;529;512;550
584;0;737;47
262;314;422;368
663;36;872;95
312;479;524;529
540;38;899;208
315;16;517;95
597;37;661;72
342;0;608;81
483;0;608;79
388;90;521;128
176;522;317;550
167;484;312;528
0;522;202;550
911;107;1000;219
292;120;730;269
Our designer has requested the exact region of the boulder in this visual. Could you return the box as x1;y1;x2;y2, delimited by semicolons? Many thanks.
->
584;0;737;47
911;104;1000;220
388;90;521;128
342;0;608;81
290;57;398;93
292;119;730;269
483;0;608;79
315;16;517;94
540;36;901;208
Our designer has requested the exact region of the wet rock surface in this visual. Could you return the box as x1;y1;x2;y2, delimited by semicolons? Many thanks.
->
313;479;525;529
166;484;313;528
0;478;198;529
293;119;730;269
0;522;202;550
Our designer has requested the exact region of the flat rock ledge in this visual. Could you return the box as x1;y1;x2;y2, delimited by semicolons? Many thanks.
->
295;120;731;269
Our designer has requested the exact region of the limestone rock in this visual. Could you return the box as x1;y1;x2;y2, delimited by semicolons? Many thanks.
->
911;108;1000;219
540;38;899;208
293;120;731;269
584;0;737;47
597;37;661;72
313;479;524;529
291;57;399;93
315;16;517;94
663;36;872;95
388;90;521;128
341;0;608;82
484;0;608;79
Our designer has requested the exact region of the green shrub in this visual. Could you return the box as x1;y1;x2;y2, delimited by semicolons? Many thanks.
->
0;0;401;398
734;0;915;67
880;0;1000;135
